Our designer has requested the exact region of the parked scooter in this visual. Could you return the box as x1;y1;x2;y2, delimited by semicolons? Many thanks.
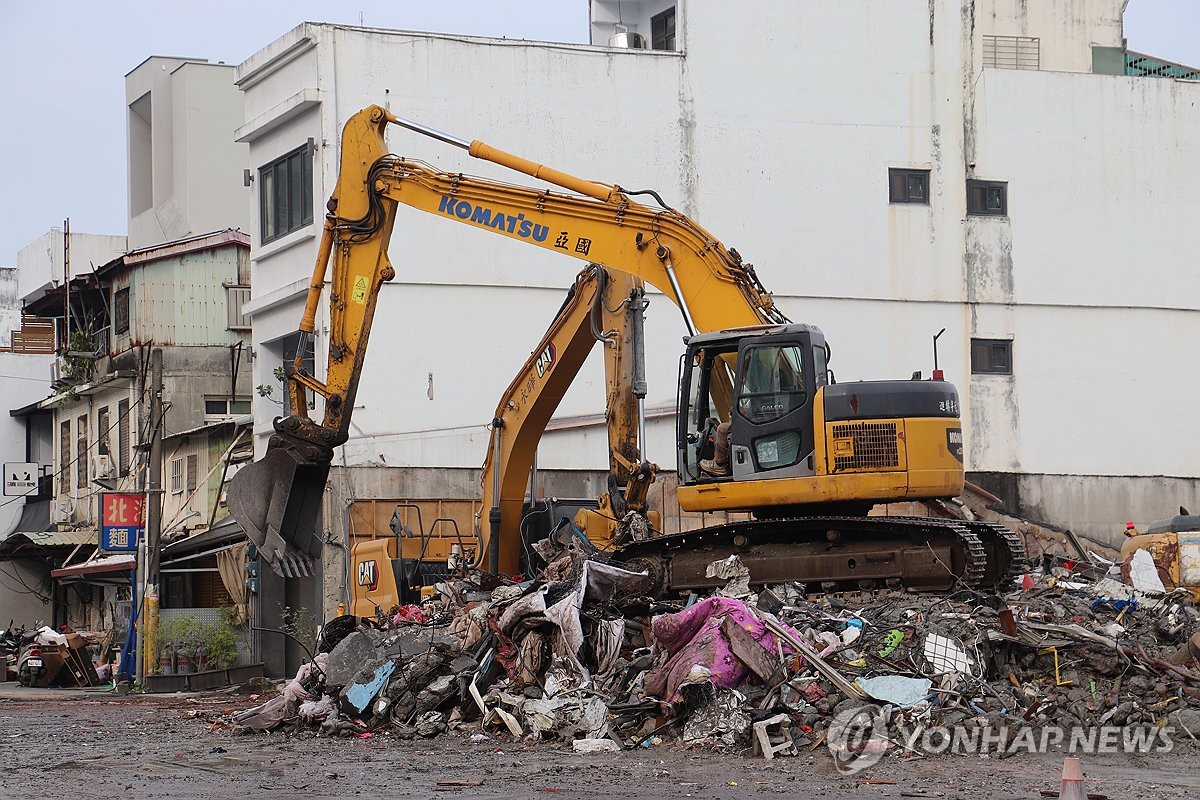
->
16;625;50;688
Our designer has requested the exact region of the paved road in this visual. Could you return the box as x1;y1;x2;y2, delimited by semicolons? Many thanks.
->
1;691;1197;799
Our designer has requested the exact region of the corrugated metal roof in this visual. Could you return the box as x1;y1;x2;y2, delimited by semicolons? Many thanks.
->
165;414;253;440
18;529;96;547
51;553;136;579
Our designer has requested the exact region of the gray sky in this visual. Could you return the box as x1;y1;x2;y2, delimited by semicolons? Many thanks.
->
0;0;1196;266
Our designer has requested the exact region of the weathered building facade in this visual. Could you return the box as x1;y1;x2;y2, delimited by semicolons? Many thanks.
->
234;0;1199;614
3;56;256;649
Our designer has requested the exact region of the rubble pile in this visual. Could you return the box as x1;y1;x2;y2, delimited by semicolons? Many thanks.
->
227;543;1200;767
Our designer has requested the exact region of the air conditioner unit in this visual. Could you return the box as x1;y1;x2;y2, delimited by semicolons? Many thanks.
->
50;499;74;524
93;454;114;479
608;30;646;48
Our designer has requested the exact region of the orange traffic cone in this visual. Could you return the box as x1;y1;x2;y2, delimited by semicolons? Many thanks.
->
1060;756;1086;800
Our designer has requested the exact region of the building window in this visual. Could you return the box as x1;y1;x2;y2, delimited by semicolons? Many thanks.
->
227;286;252;330
971;338;1013;375
170;457;183;494
279;332;317;415
967;180;1007;216
97;406;110;457
204;397;252;418
76;415;88;489
983;35;1040;70
186;454;199;494
59;420;70;494
114;288;130;334
651;7;676;51
118;399;131;477
889;168;929;204
259;143;314;244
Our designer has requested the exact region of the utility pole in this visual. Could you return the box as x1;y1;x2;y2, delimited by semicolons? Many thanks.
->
147;347;163;584
139;348;164;683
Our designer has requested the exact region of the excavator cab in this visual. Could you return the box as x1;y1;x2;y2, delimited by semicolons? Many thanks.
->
678;324;826;484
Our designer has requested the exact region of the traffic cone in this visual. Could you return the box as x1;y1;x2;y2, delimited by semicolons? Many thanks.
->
1060;756;1086;800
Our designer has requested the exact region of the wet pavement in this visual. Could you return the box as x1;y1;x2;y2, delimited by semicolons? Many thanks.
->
1;692;1198;800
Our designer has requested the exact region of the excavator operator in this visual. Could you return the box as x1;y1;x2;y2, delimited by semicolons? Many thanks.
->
700;344;806;478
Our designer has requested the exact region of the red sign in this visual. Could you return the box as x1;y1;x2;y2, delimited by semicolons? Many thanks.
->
102;493;145;527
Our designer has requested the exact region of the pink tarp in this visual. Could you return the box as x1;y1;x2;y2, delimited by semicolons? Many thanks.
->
643;596;806;707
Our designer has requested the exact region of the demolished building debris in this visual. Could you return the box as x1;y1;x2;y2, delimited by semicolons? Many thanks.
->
223;536;1200;772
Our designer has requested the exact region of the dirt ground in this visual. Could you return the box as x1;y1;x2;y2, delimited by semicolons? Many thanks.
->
1;688;1198;800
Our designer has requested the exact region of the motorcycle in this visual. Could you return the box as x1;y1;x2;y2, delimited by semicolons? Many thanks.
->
0;621;23;681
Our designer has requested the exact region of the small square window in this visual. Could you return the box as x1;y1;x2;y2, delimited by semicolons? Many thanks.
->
971;338;1012;374
967;179;1007;216
889;168;929;204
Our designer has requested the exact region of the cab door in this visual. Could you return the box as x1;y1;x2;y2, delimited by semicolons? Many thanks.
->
727;334;817;479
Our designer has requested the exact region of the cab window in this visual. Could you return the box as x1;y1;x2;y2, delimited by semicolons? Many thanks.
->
736;345;806;423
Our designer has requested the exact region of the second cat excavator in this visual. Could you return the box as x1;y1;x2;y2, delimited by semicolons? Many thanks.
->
228;105;1023;596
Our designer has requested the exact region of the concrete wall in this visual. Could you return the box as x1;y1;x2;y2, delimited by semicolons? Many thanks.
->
15;230;126;301
126;58;249;250
972;471;1200;550
979;0;1124;72
0;268;20;340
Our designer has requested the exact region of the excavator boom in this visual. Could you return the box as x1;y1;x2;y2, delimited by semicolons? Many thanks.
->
230;105;783;575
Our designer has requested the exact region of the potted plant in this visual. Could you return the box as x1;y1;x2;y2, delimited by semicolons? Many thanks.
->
154;616;199;674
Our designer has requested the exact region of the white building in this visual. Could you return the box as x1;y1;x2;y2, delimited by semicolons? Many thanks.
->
235;0;1199;611
126;56;251;251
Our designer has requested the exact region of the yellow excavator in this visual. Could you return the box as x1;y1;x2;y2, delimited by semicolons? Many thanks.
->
229;105;1023;597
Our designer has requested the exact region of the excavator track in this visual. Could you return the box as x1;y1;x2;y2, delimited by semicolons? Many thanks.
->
617;515;993;597
962;521;1027;589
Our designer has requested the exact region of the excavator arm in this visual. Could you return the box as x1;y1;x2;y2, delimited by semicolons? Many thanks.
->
230;105;785;576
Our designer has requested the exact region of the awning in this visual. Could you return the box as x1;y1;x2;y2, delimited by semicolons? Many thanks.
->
11;500;49;535
162;515;246;560
51;553;136;580
7;529;95;548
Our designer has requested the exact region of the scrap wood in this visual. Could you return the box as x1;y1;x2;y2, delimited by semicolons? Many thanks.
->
762;617;863;700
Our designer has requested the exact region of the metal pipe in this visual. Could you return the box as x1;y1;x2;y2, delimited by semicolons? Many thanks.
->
298;218;337;335
630;287;649;455
388;114;619;203
488;418;503;574
657;249;696;335
388;114;472;150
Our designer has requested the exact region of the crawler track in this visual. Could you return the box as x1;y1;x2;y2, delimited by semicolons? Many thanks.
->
617;515;1024;596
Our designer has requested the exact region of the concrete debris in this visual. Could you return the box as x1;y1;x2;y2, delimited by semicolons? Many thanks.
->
224;536;1200;770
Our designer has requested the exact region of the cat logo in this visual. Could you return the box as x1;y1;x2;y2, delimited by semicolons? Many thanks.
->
534;343;557;378
357;559;379;591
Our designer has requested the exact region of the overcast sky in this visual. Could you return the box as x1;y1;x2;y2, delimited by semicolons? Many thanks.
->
0;0;1196;265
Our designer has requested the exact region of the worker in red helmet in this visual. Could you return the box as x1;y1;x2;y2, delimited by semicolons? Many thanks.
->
1123;521;1139;538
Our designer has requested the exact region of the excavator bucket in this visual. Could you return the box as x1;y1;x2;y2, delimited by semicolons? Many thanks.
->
227;446;329;577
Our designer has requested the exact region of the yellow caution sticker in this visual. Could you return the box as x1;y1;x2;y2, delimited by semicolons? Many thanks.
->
351;275;369;304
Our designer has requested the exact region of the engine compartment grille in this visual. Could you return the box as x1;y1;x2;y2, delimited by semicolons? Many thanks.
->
831;422;899;471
